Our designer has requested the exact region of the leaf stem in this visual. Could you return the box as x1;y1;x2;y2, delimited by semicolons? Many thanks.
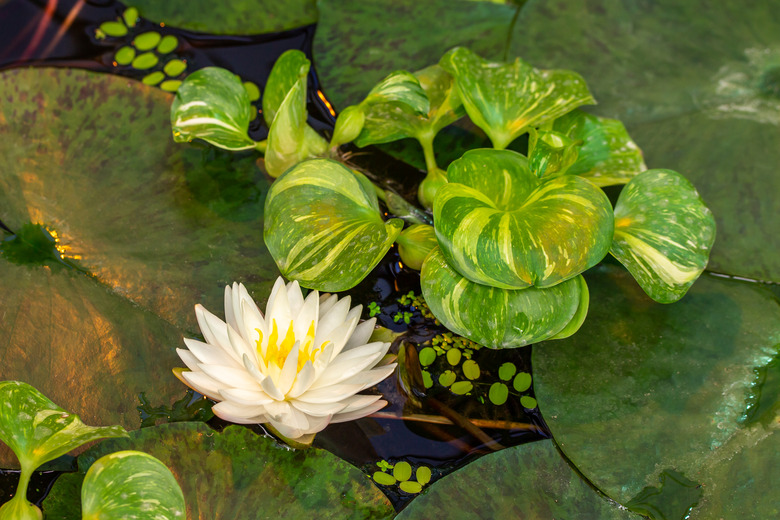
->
417;132;438;174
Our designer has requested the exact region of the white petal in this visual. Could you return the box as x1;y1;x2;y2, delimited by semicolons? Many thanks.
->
293;290;319;340
226;322;256;365
287;361;316;399
263;400;292;420
242;353;267;383
355;364;397;391
344;318;377;352
318;293;338;317
338;394;382;413
330;399;388;423
212;401;266;424
261;376;285;401
276;341;300;396
319;316;359;360
266;278;292;328
220;387;274;406
316;295;351;340
224;283;238;333
184;338;240;368
312;342;335;376
181;371;223;401
265;277;286;317
291;400;347;417
241;299;266;355
308;343;388;390
176;348;201;372
286;280;305;318
198;363;260;390
294;382;367;404
345;304;362;324
195;305;240;364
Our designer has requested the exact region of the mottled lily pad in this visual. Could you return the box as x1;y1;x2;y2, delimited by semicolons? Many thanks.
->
43;422;394;519
0;68;279;464
397;439;641;519
511;0;780;282
532;264;780;518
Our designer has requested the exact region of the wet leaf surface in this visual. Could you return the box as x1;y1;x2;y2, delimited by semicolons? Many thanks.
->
397;439;641;519
532;264;780;519
511;0;780;282
43;422;394;519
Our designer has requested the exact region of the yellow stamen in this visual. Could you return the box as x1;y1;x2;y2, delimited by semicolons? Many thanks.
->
255;319;327;372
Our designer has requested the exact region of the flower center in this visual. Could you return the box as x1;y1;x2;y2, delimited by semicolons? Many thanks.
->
256;319;324;372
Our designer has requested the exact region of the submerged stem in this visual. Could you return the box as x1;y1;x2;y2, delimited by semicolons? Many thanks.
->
370;411;544;434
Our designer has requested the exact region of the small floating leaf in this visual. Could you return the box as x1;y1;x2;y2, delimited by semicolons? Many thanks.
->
122;7;139;28
422;371;433;389
393;461;413;481
439;47;594;149
400;481;423;494
489;382;509;405
131;52;159;70
99;21;128;37
264;159;402;291
81;451;185;520
498;362;516;381
243;81;261;102
133;31;162;51
418;347;437;367
450;380;473;395
438;370;456;387
160;80;182;92
611;169;716;303
520;396;537;409
114;46;135;66
416;466;432;486
171;67;256;150
163;59;187;77
462;359;480;380
373;472;396;486
435;149;614;289
156;35;179;54
513;372;532;392
446;348;462;366
141;71;164;86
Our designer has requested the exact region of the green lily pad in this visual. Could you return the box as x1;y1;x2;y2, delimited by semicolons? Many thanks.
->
0;68;280;464
420;247;587;348
264;159;403;291
532;264;780;518
435;149;614;289
171;67;257;151
81;451;185;520
440;47;595;149
611;169;716;303
313;0;520;110
511;0;780;282
43;422;394;519
397;439;642;519
126;0;317;35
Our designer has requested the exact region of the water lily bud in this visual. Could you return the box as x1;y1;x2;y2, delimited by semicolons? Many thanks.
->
417;167;447;210
330;105;365;148
397;224;437;270
528;129;579;178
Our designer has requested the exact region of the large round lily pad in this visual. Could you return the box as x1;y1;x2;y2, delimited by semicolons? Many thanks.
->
511;0;780;283
532;264;780;518
43;422;394;519
397;439;641;519
0;68;278;464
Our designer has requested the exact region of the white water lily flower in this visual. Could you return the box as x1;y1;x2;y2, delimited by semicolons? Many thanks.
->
174;277;396;441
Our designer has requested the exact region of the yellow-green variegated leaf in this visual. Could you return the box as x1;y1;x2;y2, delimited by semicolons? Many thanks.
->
360;70;429;115
611;169;716;303
439;47;594;150
528;129;580;178
264;159;403;291
170;67;256;151
421;247;588;349
81;451;185;520
397;224;437;270
262;49;311;126
552;110;647;187
0;381;127;472
434;149;614;289
264;71;328;178
355;65;464;148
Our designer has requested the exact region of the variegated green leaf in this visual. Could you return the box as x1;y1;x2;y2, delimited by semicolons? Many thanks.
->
397;224;437;270
355;65;464;153
264;159;403;291
264;72;328;178
611;169;716;303
552;110;647;187
262;49;311;126
0;381;128;472
81;451;185;520
528;129;580;178
439;47;594;150
360;70;429;114
170;67;256;151
421;247;588;348
434;149;614;289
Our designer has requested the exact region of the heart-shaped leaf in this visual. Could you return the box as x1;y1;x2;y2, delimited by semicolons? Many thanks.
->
528;129;580;178
264;159;403;291
264;56;328;178
552;110;646;187
262;49;312;126
397;439;642;520
532;265;780;519
171;67;257;151
43;423;394;519
360;70;429;115
439;47;595;149
355;65;464;152
421;247;588;348
434;149;614;289
611;169;716;303
81;451;185;520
